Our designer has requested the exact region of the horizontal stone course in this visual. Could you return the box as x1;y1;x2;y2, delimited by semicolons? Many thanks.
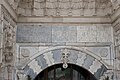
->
16;24;113;43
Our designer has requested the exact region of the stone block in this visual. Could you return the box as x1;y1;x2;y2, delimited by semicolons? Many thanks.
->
43;51;55;66
46;2;55;9
69;50;78;63
25;9;32;16
77;26;97;42
59;2;70;9
39;3;45;9
96;9;105;16
34;9;44;16
17;8;25;15
36;54;48;69
34;2;40;8
46;9;56;16
88;2;95;9
17;25;52;42
83;55;95;69
52;26;77;42
96;25;112;42
86;47;111;60
20;47;39;59
52;49;62;63
72;9;80;16
85;9;95;16
59;9;69;16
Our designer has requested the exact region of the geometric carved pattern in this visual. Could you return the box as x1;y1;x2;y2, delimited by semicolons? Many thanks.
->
17;0;112;16
23;47;107;80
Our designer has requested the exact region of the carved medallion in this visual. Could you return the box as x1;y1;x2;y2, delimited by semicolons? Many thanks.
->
21;48;30;58
99;48;108;57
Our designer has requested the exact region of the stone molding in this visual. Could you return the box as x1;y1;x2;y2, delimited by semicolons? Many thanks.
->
0;0;17;21
17;16;112;24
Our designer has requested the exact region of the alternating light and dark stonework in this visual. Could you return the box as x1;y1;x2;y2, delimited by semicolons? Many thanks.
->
23;48;107;80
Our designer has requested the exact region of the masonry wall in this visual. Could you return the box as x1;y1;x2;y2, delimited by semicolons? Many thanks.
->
16;23;114;80
17;24;113;43
0;4;16;80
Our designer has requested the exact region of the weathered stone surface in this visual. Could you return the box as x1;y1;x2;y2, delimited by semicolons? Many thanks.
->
83;55;95;69
36;54;48;69
23;48;107;80
96;25;112;42
52;49;62;63
16;0;112;16
17;25;52;42
34;9;44;16
28;60;42;74
99;48;108;57
77;25;112;42
77;25;97;42
2;0;120;80
52;26;77;42
94;65;107;80
43;51;55;66
0;24;2;34
90;59;102;74
86;47;111;59
76;52;87;66
17;24;112;43
69;50;78;63
20;47;39;58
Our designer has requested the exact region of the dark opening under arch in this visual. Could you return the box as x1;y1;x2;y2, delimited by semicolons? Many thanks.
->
34;64;97;80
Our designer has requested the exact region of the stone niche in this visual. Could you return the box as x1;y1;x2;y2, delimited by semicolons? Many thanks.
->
16;24;113;43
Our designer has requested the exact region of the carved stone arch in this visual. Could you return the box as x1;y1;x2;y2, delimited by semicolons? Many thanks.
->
22;46;108;80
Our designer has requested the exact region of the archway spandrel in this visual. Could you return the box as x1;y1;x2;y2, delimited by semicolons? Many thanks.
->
24;47;108;80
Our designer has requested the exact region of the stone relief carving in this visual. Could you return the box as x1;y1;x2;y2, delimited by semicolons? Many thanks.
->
99;48;108;57
17;0;112;16
4;25;15;62
61;49;70;68
21;49;30;58
0;7;16;65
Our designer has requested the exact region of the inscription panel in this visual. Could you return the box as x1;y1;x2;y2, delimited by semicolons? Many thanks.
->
77;26;97;42
52;26;77;42
96;25;112;42
17;25;52;42
77;25;112;42
16;24;112;43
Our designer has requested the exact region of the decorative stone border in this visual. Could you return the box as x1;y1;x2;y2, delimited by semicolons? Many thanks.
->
21;46;108;80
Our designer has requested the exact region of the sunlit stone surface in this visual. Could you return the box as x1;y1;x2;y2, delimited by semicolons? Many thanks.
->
0;0;120;80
